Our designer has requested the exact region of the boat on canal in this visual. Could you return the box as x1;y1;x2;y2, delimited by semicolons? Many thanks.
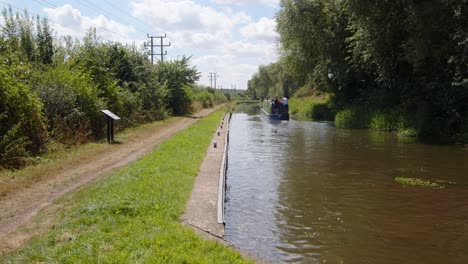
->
261;100;289;121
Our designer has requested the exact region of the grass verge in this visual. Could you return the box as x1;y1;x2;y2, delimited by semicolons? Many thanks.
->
2;110;251;263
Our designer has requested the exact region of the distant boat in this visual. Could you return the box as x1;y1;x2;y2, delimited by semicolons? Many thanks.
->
261;101;289;121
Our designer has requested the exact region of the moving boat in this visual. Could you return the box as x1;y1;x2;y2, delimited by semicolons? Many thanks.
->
261;100;289;121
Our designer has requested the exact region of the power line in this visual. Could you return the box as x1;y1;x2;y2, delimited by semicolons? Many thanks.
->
0;0;87;37
32;0;130;38
102;0;154;34
74;0;148;35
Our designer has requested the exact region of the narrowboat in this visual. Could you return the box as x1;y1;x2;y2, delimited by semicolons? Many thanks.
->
261;100;289;121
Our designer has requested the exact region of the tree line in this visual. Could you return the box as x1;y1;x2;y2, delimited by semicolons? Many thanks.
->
0;7;229;167
247;0;467;142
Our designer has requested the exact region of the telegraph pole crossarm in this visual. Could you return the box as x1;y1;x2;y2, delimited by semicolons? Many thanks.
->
156;33;171;62
208;72;219;89
146;33;171;63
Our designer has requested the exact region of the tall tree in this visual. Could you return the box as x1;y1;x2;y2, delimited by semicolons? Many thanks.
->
36;17;54;64
157;56;200;115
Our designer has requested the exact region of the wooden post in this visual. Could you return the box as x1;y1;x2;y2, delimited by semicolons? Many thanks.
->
111;119;115;142
101;110;121;144
107;117;111;143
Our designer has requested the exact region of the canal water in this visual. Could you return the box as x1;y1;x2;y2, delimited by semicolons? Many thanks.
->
224;103;468;264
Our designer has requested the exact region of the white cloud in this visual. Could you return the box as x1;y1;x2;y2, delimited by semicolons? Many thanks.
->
211;0;278;7
130;0;250;36
43;4;135;43
169;31;226;49
223;41;277;62
240;17;278;42
194;55;258;89
192;39;278;89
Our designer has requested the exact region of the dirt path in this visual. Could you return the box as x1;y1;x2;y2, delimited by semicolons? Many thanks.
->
0;107;221;255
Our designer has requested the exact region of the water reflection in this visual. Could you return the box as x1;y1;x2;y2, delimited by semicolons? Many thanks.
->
225;105;468;264
232;102;261;116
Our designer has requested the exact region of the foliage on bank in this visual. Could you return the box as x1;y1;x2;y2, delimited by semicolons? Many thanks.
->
334;107;420;137
246;0;468;143
1;110;250;263
0;8;228;168
288;95;334;121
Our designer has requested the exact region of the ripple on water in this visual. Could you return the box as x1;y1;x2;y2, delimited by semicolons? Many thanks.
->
225;109;468;264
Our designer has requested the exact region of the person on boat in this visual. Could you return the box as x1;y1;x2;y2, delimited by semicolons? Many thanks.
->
269;98;274;113
273;97;281;114
282;96;289;113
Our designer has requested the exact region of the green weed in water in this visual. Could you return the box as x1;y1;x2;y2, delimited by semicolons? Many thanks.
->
395;177;443;188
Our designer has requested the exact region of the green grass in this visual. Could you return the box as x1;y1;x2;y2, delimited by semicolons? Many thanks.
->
289;96;331;121
335;107;418;137
334;107;370;129
2;110;251;264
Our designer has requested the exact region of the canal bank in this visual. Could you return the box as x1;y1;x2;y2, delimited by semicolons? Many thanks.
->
182;111;270;264
181;113;230;239
1;109;252;263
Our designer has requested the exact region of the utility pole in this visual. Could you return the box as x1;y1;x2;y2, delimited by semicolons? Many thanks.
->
208;72;219;88
144;34;155;64
208;73;213;88
145;33;171;63
214;74;218;89
156;34;171;62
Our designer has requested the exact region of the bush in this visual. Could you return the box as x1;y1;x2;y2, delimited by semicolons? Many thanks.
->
309;102;334;121
292;84;315;98
169;85;194;115
0;120;32;167
138;79;169;122
33;66;104;144
0;60;48;166
194;90;214;108
335;106;418;134
370;110;406;131
117;88;143;127
212;90;228;105
335;107;370;129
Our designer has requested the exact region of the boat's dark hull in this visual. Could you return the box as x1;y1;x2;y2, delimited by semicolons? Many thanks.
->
261;108;289;121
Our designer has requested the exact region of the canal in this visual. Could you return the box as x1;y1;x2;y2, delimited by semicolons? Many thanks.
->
224;103;468;264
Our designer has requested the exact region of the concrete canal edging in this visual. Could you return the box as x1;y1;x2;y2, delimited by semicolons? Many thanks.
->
181;111;270;263
217;112;230;225
181;112;230;239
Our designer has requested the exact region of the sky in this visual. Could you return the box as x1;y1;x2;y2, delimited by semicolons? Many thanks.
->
2;0;281;89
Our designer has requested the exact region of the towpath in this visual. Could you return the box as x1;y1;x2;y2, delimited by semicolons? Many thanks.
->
0;106;222;255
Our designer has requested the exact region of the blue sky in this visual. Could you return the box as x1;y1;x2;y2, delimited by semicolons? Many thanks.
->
2;0;281;89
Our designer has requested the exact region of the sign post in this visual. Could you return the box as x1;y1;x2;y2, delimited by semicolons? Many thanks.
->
101;110;120;143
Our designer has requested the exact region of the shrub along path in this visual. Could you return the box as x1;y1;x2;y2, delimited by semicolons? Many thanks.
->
0;106;225;256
